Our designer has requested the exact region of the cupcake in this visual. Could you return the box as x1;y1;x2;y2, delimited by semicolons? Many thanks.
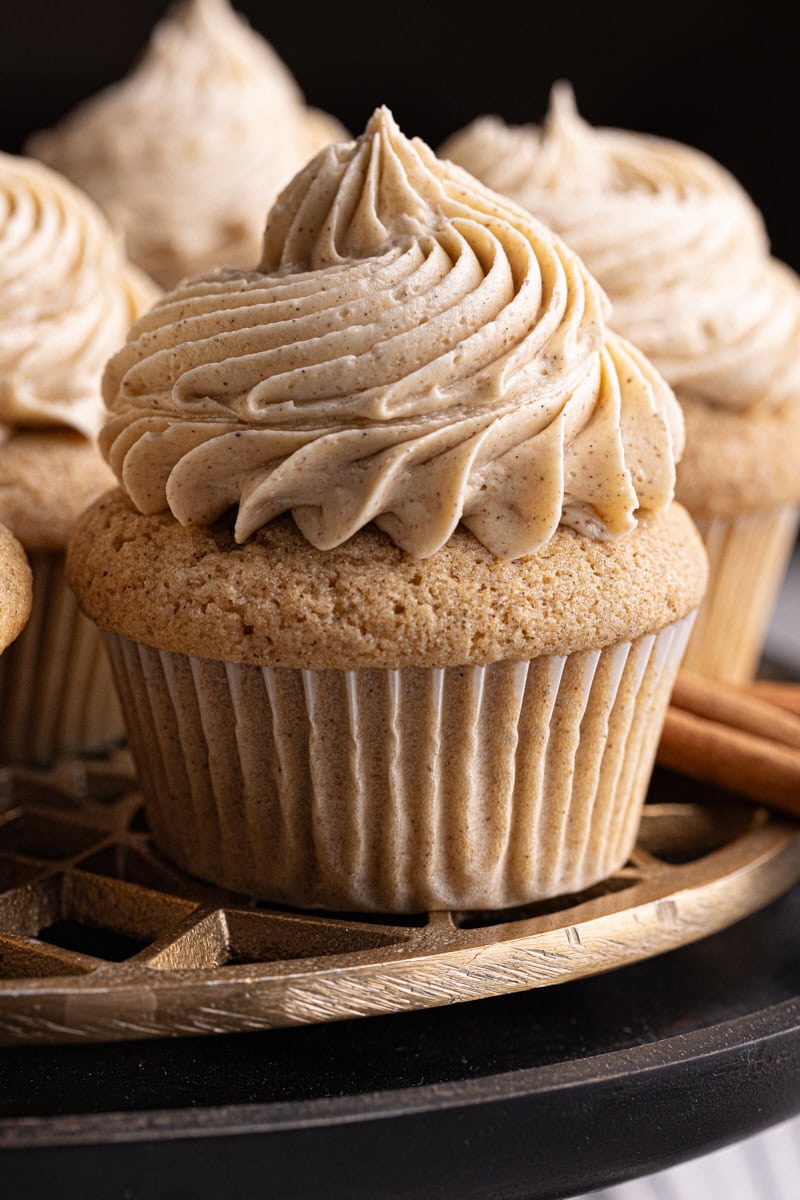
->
27;0;347;289
0;524;32;659
442;86;800;683
68;109;706;912
0;153;157;764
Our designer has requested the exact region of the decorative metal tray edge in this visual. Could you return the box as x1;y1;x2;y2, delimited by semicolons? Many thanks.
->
0;758;798;1044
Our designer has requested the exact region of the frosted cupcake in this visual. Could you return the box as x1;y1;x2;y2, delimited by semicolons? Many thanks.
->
27;0;346;288
69;109;706;912
0;525;32;659
0;153;157;764
442;86;800;683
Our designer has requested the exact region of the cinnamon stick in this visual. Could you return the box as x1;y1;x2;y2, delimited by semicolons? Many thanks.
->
672;671;800;750
658;707;800;818
748;680;800;717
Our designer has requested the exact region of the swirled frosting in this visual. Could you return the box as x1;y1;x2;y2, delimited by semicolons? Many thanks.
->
0;153;157;439
27;0;346;289
441;84;800;413
101;107;683;560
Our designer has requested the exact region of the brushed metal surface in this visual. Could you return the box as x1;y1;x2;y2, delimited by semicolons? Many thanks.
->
0;754;798;1045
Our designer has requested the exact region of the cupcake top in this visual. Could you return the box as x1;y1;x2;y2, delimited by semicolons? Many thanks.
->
27;0;346;288
0;153;157;441
0;521;32;654
101;107;683;562
70;492;706;668
441;85;800;415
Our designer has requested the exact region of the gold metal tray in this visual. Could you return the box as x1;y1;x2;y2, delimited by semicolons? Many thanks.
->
1;755;799;1045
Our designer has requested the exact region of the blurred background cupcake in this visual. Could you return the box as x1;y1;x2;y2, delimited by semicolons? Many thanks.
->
0;153;157;764
441;85;800;684
0;524;32;660
26;0;346;288
69;110;706;912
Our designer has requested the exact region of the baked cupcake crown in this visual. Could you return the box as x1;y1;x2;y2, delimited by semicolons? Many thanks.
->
101;107;683;561
0;153;157;440
27;0;346;288
441;84;800;414
0;522;32;654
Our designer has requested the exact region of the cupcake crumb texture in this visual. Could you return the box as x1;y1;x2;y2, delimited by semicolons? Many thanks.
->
68;489;707;670
0;523;32;652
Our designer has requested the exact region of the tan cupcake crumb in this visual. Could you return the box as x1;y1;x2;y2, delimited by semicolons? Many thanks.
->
0;522;32;653
0;430;116;552
677;395;800;517
69;490;707;670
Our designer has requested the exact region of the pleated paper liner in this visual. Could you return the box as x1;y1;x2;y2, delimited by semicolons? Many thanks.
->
0;751;798;1044
683;505;799;684
106;615;693;912
0;551;123;765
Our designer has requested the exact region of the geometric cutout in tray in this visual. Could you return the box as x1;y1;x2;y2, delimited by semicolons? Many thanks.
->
0;754;798;1045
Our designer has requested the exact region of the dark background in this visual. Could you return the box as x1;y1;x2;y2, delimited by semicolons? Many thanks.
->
2;0;799;269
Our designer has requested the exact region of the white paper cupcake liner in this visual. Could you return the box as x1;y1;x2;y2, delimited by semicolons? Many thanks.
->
684;505;799;683
0;551;123;764
105;615;694;912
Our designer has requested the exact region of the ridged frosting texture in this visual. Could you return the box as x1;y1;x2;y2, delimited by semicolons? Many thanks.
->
441;85;800;414
101;107;683;561
27;0;346;288
0;153;157;439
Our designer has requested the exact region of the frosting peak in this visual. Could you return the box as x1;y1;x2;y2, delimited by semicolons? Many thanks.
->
144;0;298;88
522;83;617;192
27;0;346;288
262;108;445;268
442;87;800;413
0;153;157;438
101;108;683;560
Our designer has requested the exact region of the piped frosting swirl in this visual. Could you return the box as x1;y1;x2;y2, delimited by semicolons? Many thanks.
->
27;0;346;288
441;84;800;413
101;107;683;560
0;153;157;439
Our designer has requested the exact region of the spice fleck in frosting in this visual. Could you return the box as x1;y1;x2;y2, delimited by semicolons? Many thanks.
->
0;153;157;440
28;0;346;288
101;108;683;560
442;84;800;414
